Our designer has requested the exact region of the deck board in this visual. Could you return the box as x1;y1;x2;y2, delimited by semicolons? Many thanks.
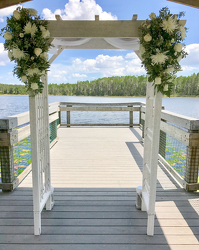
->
0;127;199;249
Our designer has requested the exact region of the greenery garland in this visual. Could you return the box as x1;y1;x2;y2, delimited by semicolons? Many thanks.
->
139;7;187;97
1;7;51;96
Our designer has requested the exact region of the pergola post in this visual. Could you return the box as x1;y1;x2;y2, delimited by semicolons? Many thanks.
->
141;80;163;236
29;73;54;235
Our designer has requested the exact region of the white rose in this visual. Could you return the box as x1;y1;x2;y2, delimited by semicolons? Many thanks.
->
144;34;152;42
34;48;42;56
149;12;156;20
31;56;34;60
27;8;37;16
155;77;161;85
4;31;12;40
13;10;21;20
164;85;168;91
40;52;48;61
139;45;145;55
174;43;183;52
21;75;27;82
31;83;38;90
19;33;24;38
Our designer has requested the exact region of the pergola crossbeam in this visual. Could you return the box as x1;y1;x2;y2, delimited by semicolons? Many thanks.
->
47;19;186;38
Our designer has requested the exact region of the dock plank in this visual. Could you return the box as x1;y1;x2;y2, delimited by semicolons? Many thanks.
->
1;127;199;249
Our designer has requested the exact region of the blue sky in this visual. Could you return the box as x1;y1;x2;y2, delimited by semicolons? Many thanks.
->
0;0;199;85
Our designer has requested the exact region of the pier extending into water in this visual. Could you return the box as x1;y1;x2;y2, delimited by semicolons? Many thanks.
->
0;102;199;248
0;101;199;191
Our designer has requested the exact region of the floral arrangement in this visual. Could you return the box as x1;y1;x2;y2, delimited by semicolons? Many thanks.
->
139;7;187;97
1;7;51;96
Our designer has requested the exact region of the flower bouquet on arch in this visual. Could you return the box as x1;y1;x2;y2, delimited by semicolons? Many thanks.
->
139;7;187;97
1;7;52;96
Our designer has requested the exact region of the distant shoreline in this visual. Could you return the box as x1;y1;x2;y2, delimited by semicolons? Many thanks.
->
0;94;199;98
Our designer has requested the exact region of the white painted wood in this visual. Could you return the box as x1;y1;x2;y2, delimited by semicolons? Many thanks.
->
141;112;190;146
47;19;186;38
141;106;199;130
42;74;54;211
141;80;163;236
60;107;140;111
49;47;64;65
29;94;41;235
60;102;143;106
49;113;59;123
29;74;54;235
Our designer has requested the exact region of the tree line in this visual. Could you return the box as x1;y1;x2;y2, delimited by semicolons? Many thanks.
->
0;73;199;97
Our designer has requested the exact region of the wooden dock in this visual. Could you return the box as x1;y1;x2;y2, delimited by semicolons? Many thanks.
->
0;127;199;249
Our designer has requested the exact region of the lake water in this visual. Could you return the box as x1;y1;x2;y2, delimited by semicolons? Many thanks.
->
0;95;198;180
0;95;199;124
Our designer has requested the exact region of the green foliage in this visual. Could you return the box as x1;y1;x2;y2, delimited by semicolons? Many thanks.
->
1;7;51;96
1;73;199;97
48;75;147;96
139;7;187;97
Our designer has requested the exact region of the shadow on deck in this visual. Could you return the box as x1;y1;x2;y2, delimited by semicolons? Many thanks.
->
0;127;199;249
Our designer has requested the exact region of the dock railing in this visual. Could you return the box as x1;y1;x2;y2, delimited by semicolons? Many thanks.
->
59;102;145;127
0;102;60;191
0;101;199;191
141;106;199;191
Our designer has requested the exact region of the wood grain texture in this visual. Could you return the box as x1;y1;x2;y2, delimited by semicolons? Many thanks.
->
1;127;199;248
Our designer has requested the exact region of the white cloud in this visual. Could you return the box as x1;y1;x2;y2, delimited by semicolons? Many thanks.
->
42;0;117;20
182;66;198;71
182;44;199;68
70;54;125;77
47;53;144;83
72;73;87;78
0;5;20;22
48;64;68;82
125;52;138;59
0;43;10;66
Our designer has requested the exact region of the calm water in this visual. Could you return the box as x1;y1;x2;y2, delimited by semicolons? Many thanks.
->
0;95;198;180
0;95;199;123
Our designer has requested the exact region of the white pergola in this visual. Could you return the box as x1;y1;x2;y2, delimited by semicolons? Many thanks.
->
29;15;186;236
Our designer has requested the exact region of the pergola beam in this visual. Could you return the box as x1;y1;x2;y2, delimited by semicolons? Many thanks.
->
167;0;199;8
0;0;31;9
47;20;141;38
47;19;186;38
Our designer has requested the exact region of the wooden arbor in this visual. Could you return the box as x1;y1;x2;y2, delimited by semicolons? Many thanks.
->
29;15;186;236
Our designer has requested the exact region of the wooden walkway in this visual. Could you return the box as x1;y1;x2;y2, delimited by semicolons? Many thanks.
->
0;127;199;249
